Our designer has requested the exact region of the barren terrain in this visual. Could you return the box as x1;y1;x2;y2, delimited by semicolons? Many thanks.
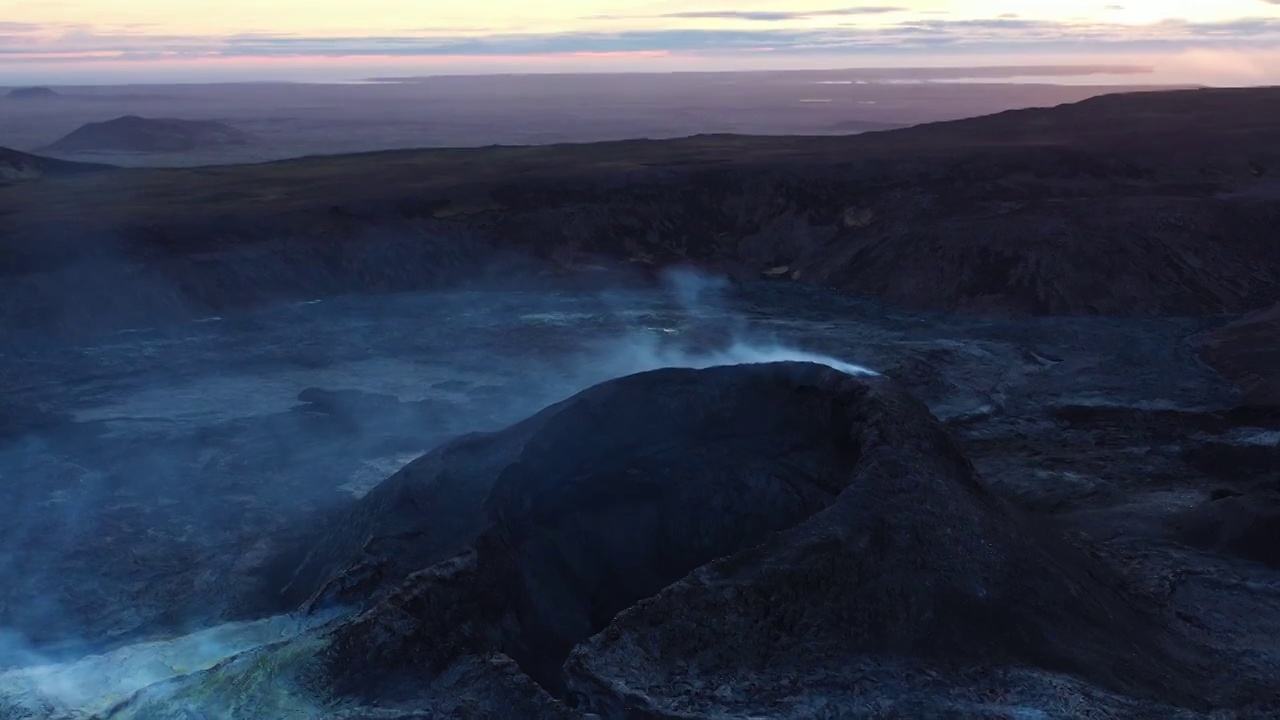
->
2;67;1171;166
0;82;1278;719
3;86;1278;331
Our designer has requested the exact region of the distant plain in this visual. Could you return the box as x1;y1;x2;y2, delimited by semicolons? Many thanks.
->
0;65;1178;167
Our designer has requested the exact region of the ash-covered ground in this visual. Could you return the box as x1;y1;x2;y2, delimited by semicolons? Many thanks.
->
1;275;1277;718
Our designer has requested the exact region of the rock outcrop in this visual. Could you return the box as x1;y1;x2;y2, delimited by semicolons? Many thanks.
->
1201;303;1280;407
252;362;1209;717
43;115;252;153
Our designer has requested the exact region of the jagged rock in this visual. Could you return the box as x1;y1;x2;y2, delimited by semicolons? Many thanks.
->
267;362;1208;716
1201;303;1280;407
1172;494;1280;569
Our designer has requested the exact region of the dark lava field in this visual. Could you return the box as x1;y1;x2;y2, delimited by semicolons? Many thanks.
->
0;278;1276;719
1;87;1279;719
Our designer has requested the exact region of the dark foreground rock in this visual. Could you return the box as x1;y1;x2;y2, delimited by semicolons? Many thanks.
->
1201;303;1280;407
201;362;1215;719
1172;494;1280;569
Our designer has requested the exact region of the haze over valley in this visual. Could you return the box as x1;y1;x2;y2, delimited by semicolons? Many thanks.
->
3;1;1280;718
3;65;1175;166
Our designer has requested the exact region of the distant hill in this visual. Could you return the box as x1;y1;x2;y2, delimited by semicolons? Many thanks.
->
5;87;58;100
0;147;113;185
43;116;253;154
827;119;910;133
3;86;1280;322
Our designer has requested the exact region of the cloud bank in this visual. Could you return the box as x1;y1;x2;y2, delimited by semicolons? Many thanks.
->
592;6;908;22
3;16;1280;62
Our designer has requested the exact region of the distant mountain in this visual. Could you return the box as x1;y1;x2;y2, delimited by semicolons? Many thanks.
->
5;86;58;100
44;116;253;154
0;147;113;185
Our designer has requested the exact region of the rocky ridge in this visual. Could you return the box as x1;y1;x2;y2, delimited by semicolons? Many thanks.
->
1;87;1279;334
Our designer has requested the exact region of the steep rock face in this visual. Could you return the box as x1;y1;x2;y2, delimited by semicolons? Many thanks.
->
1172;493;1280;569
264;362;1209;716
1201;303;1280;407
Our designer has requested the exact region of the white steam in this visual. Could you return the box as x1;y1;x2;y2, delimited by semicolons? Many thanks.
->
0;612;336;718
580;332;877;381
574;267;877;383
0;269;873;718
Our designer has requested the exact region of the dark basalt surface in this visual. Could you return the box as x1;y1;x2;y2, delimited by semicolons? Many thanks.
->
1;282;1278;719
2;87;1279;716
1200;302;1280;407
239;363;1206;718
1172;494;1280;569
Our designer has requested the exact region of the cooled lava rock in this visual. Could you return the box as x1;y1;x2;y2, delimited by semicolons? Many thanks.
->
1201;302;1280;408
263;361;1210;717
1172;493;1280;569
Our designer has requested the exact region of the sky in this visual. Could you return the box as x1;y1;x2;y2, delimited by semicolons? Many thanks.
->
1;1;1280;84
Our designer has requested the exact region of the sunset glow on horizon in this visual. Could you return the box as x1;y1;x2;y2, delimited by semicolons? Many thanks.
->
2;1;1279;83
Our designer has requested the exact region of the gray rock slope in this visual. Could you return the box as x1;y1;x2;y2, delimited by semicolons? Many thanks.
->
223;362;1217;719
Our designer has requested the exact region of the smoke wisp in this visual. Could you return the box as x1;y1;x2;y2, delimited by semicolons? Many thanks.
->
0;267;875;718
